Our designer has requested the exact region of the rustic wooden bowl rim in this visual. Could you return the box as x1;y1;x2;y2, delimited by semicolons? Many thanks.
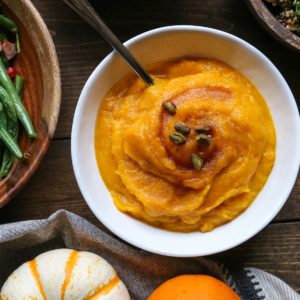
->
0;0;61;208
245;0;300;52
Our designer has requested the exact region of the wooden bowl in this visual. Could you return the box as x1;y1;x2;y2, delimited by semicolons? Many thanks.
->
0;0;61;208
245;0;300;52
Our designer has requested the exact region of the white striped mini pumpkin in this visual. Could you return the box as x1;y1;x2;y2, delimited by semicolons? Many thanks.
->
0;249;130;300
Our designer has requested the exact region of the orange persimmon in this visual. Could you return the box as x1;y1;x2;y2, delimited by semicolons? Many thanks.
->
148;274;240;300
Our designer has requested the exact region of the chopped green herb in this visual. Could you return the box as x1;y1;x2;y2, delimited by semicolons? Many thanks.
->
296;0;300;15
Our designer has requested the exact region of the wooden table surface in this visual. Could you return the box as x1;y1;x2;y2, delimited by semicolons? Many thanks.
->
0;0;299;293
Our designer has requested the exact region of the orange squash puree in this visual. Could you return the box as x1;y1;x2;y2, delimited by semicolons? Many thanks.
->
94;58;276;232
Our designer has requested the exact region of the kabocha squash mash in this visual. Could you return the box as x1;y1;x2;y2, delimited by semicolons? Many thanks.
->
95;58;276;232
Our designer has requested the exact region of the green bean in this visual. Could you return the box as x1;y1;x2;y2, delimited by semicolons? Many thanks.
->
0;150;13;177
0;129;22;158
0;15;17;33
0;86;17;136
15;75;24;97
16;32;20;53
0;91;7;173
0;53;9;68
0;103;22;159
0;102;7;131
0;29;7;41
0;104;7;166
0;86;18;177
0;76;25;177
0;101;8;132
0;75;25;176
0;14;20;52
0;142;4;162
0;57;36;138
0;15;20;52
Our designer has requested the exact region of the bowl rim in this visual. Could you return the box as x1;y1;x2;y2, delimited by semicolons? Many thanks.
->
71;25;300;257
0;0;61;208
245;0;300;52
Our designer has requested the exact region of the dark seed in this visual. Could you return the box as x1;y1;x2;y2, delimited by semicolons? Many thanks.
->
169;132;186;144
196;134;212;147
174;121;190;135
162;101;176;115
191;153;203;170
195;125;211;134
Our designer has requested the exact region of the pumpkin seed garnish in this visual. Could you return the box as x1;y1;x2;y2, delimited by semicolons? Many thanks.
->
195;125;211;134
162;101;176;115
174;121;190;136
169;132;186;144
191;153;203;170
196;134;212;147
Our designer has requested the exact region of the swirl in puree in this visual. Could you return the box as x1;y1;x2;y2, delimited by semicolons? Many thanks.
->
95;58;276;232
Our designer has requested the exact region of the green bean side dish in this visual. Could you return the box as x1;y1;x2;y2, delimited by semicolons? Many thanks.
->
0;14;37;178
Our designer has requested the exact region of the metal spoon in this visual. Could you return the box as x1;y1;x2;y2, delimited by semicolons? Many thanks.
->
63;0;154;86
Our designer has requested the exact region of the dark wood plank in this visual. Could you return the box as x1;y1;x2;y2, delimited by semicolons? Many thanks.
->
214;221;300;293
31;0;300;139
277;175;300;221
0;140;298;291
31;0;111;139
1;0;299;294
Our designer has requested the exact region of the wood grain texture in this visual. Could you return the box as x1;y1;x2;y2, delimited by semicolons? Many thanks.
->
214;221;300;292
1;0;300;293
31;0;300;139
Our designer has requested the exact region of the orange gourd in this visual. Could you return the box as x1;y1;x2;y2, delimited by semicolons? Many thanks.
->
0;249;130;300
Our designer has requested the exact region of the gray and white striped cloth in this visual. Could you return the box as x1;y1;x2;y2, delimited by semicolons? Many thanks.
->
0;210;299;300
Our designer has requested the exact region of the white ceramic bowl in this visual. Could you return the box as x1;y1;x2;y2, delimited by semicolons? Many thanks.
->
71;26;300;257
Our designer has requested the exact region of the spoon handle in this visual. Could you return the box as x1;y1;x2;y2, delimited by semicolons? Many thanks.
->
63;0;153;86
